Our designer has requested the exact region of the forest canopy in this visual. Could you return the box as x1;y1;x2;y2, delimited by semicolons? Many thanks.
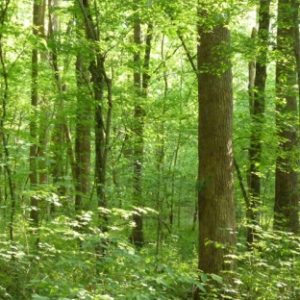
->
0;0;300;299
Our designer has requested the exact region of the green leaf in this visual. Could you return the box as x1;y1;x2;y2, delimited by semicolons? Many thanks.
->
211;274;223;284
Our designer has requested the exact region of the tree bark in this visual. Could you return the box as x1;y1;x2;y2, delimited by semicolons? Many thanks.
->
197;22;236;275
131;19;144;247
48;0;67;204
76;0;112;230
30;0;45;227
247;0;271;247
130;20;152;247
0;0;17;241
155;34;167;255
274;0;299;233
74;54;91;212
292;0;300;122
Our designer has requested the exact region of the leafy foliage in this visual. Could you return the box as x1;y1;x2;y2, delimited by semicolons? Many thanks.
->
0;0;299;299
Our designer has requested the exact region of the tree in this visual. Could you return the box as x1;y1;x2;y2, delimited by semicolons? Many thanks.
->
247;0;271;247
274;0;299;233
197;8;236;275
77;0;112;230
74;53;91;212
2;1;300;299
30;0;46;228
130;9;152;247
0;0;16;241
48;0;67;202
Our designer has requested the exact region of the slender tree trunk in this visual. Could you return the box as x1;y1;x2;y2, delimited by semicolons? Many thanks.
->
155;131;164;255
77;0;112;231
131;20;144;247
74;54;91;212
37;7;49;188
94;62;112;228
48;0;66;204
292;0;300;121
170;131;180;229
274;0;299;233
0;0;17;241
155;34;167;256
38;104;49;186
64;123;77;184
247;0;271;247
30;0;45;227
131;20;152;247
197;22;236;277
248;28;256;115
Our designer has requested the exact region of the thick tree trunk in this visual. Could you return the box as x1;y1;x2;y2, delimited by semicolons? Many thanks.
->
247;0;271;247
274;0;299;233
30;0;45;227
197;24;236;275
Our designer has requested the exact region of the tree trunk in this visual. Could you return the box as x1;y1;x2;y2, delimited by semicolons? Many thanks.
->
197;23;236;275
0;0;17;241
76;0;112;231
247;0;271;247
48;0;66;204
170;131;180;229
130;19;152;247
131;19;144;247
30;0;45;227
274;0;299;233
292;0;300;121
74;54;91;212
155;34;167;255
